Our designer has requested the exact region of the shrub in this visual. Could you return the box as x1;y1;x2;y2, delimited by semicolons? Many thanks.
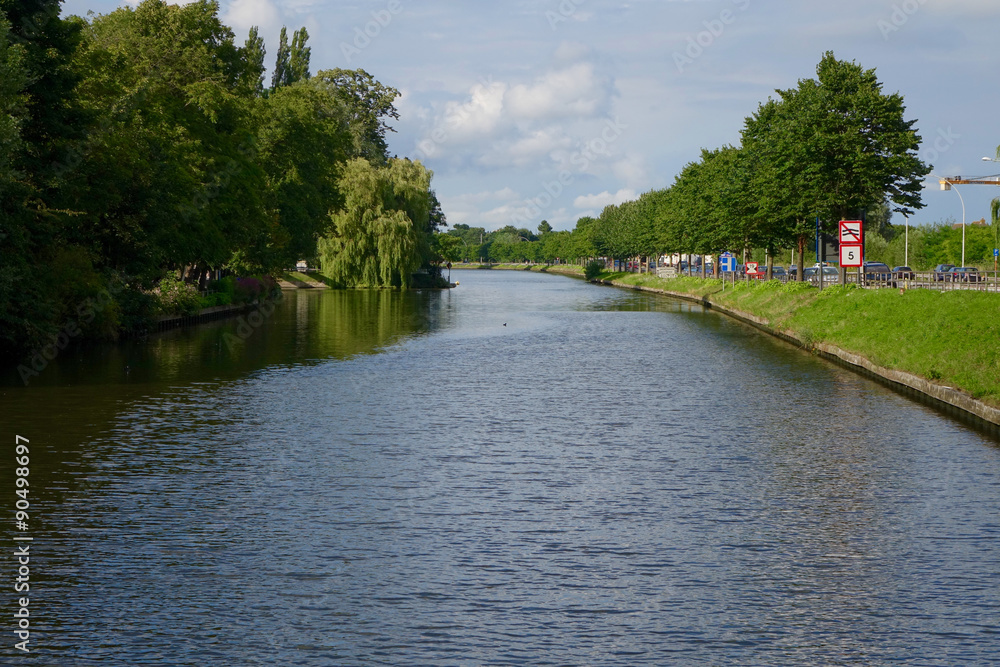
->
116;288;159;334
156;276;202;316
584;260;605;280
234;277;263;304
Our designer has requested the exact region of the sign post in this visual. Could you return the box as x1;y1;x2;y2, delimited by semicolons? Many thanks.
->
839;220;863;246
839;244;862;267
839;220;864;285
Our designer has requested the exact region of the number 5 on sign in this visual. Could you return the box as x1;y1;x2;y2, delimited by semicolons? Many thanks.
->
840;244;862;267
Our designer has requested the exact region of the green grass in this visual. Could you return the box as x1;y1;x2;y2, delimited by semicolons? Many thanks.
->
594;272;1000;407
283;271;334;287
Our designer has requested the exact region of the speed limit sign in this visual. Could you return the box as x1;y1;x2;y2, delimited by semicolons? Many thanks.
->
840;244;862;267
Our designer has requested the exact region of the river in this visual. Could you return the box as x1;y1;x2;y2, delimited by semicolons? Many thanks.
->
1;269;998;665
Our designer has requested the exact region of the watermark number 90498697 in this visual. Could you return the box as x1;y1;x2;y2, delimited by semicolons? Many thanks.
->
12;435;33;653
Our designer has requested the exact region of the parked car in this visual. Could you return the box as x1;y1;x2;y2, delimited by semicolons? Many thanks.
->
951;267;982;283
863;261;892;279
771;266;787;279
892;266;915;280
805;266;839;282
933;264;955;281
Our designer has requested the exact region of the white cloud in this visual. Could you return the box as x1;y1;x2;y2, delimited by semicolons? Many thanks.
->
223;0;280;33
440;80;508;141
574;189;637;210
507;62;613;120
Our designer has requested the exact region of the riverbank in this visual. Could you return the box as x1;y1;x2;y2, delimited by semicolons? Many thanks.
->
592;271;1000;432
452;263;585;277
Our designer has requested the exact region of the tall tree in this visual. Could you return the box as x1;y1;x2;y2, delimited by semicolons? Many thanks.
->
254;81;352;268
240;26;266;97
741;52;929;278
72;0;268;282
0;0;87;359
428;190;447;232
312;68;400;163
0;13;30;358
0;12;25;195
271;26;289;91
288;27;310;83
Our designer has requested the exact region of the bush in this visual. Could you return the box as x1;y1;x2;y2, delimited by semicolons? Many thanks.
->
234;277;263;304
584;260;605;280
156;276;202;316
116;288;159;334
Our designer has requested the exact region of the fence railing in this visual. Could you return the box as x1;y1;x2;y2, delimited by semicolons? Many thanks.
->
661;266;1000;291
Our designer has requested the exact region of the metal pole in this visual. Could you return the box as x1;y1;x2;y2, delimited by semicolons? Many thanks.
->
904;214;909;268
951;184;967;266
816;216;823;291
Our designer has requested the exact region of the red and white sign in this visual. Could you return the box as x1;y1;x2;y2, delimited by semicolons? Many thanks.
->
839;220;863;245
840;244;862;267
745;262;760;275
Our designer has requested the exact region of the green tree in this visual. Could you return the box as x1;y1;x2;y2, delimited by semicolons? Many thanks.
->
240;26;266;97
253;81;352;268
743;52;929;278
312;68;400;163
428;190;447;231
0;12;25;196
0;13;31;358
433;233;462;265
318;157;435;288
73;0;268;282
288;27;310;83
570;215;598;261
271;26;288;91
0;0;87;359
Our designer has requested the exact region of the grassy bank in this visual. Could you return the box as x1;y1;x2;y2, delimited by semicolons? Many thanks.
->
598;272;1000;408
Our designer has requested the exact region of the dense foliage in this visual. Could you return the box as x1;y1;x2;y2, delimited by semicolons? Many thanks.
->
0;0;440;363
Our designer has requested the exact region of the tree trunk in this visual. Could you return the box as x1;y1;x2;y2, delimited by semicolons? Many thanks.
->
197;263;210;291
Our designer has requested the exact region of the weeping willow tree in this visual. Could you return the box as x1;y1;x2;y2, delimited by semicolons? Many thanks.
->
319;157;433;288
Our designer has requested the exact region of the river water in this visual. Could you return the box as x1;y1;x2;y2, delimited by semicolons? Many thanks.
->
1;269;998;665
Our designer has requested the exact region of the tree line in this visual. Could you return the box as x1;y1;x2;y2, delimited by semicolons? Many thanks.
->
0;0;443;363
449;53;933;277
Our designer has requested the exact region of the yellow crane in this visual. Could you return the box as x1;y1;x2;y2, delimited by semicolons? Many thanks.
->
939;176;1000;190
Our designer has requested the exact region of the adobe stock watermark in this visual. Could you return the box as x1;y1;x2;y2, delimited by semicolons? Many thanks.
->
923;126;959;166
877;0;928;40
546;0;587;31
340;0;403;64
509;116;627;225
411;75;496;163
673;0;751;74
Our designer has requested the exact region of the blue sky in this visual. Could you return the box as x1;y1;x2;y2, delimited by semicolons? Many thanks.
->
62;0;1000;234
